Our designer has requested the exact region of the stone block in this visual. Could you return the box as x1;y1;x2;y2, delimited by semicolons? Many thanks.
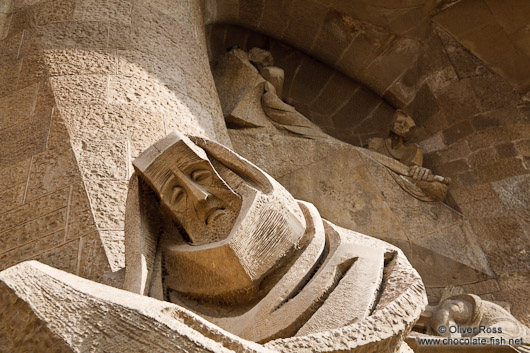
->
238;0;264;31
99;230;125;271
475;157;528;183
361;36;421;95
460;197;508;220
493;284;530;327
515;138;530;156
73;0;132;24
442;119;474;145
0;248;20;271
0;31;24;62
466;124;530;151
492;174;530;218
146;0;191;22
450;183;497;205
355;102;395;136
84;179;128;230
18;229;65;262
46;108;72;151
43;48;117;76
437;27;487;80
452;170;478;188
0;158;30;193
35;238;79;273
467;25;530;91
471;106;523;131
0;186;70;234
31;0;74;25
289;57;333;104
336;21;392;81
25;148;81;202
30;21;109;50
332;87;381;129
269;42;304;100
259;0;293;39
469;75;522;112
472;215;530;275
50;74;107;106
282;0;327;53
462;279;501;295
0;59;21;98
310;11;356;66
484;0;530;35
437;139;471;164
66;183;97;240
78;231;112;280
404;83;440;127
0;83;38;130
0;208;66;254
437;158;469;176
0;132;48;169
3;8;30;37
467;147;498;168
414;221;493;276
436;79;482;125
495;142;517;159
433;0;496;40
0;183;25;215
71;138;129;180
107;75;179;114
310;72;358;116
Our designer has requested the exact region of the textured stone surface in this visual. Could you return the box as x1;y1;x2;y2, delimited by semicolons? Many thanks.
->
0;0;529;348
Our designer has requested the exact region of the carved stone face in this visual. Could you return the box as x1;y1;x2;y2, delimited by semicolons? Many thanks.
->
134;137;242;245
132;132;306;303
391;111;416;140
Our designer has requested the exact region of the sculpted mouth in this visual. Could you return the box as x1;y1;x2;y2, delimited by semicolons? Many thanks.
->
205;208;226;225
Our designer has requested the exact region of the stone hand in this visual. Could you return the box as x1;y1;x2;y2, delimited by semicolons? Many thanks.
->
408;165;434;182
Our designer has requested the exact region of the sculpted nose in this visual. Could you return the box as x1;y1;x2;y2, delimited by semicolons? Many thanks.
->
187;181;210;204
173;169;211;204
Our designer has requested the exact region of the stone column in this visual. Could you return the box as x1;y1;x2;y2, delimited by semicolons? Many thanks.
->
0;0;228;279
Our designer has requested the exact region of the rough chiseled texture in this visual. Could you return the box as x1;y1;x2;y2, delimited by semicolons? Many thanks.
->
0;0;231;283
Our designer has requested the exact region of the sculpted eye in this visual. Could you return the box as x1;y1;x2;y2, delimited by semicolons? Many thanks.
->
191;169;213;185
171;186;185;205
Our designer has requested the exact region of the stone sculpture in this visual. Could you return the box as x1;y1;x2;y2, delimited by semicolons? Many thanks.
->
122;131;427;350
367;110;450;201
214;48;331;140
427;294;530;341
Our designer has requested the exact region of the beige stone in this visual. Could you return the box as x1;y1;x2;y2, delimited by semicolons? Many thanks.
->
124;133;426;351
0;0;529;351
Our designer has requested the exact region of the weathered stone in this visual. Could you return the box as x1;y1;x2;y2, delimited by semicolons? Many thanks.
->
25;148;81;202
73;0;132;24
84;179;128;230
442;120;475;145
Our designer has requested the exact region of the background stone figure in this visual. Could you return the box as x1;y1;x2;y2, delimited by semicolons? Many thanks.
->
214;48;332;140
427;294;530;341
367;110;450;201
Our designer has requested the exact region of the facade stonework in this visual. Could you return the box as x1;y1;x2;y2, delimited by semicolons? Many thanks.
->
0;0;528;352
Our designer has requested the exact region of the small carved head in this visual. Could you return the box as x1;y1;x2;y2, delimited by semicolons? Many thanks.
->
391;110;416;140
